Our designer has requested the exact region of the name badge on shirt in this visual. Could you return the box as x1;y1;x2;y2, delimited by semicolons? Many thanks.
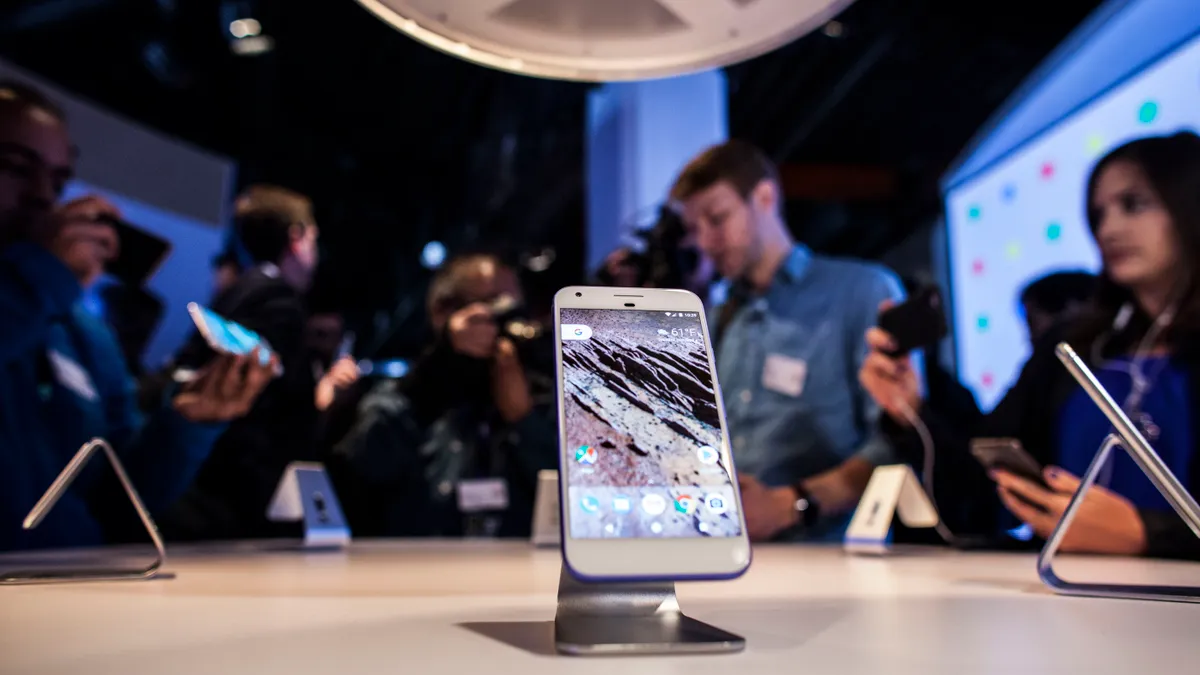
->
457;478;510;513
762;353;807;398
47;349;98;402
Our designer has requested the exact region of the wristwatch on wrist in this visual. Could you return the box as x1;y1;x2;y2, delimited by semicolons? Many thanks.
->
791;483;821;530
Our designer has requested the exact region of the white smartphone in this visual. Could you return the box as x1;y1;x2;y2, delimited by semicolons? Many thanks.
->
553;286;751;581
187;302;280;372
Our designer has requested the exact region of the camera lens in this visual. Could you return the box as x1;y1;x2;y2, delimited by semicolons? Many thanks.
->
575;292;582;297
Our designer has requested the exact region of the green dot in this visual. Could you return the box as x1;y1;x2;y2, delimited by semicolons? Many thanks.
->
968;205;981;220
1086;135;1104;154
1138;101;1158;124
977;315;989;331
1046;223;1062;241
1005;242;1020;259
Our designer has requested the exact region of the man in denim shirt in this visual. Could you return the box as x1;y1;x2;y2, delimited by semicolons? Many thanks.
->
670;141;908;541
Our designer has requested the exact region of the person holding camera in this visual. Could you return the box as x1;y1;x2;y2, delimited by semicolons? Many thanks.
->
595;205;715;299
0;81;274;551
331;254;557;538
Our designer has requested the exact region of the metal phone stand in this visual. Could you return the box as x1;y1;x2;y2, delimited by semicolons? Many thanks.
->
266;461;351;549
0;438;167;585
553;567;745;656
1039;345;1200;603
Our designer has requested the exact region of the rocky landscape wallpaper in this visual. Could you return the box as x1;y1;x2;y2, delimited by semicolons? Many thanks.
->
559;308;741;539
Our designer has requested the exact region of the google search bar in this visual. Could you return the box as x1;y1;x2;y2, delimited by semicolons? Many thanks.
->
561;324;592;340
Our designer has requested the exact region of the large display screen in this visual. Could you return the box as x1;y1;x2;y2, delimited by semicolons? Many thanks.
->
945;33;1200;410
559;308;739;539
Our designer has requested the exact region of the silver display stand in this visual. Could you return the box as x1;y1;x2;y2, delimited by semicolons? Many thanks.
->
266;461;351;549
553;566;744;656
1038;344;1200;603
0;438;167;585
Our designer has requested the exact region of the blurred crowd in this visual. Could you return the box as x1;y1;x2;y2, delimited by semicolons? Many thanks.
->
1;78;1197;560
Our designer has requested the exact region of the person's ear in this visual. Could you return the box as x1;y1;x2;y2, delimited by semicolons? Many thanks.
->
750;179;778;214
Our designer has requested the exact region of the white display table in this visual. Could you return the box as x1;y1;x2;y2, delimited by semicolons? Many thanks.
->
1;541;1198;674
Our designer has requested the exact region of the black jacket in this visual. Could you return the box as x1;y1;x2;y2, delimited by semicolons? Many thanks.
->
885;328;1200;560
330;335;558;538
155;266;316;540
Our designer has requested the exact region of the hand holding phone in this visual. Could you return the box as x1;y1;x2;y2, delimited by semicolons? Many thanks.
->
98;214;172;286
187;303;280;373
876;286;948;356
447;303;499;359
970;437;1048;488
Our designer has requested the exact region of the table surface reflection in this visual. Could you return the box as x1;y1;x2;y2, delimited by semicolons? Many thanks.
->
1;541;1198;674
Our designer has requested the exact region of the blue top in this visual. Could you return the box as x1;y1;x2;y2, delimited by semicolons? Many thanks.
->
1056;356;1192;511
0;243;224;551
713;245;906;540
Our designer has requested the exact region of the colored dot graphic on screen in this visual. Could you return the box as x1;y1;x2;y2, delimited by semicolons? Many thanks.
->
1005;242;1021;259
1040;162;1055;180
1046;222;1062;241
977;315;989;331
971;259;985;275
1001;184;1017;202
968;205;982;220
1086;135;1104;154
981;372;995;388
1138;100;1158;124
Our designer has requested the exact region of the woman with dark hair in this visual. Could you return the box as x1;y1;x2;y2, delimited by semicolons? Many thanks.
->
860;131;1200;558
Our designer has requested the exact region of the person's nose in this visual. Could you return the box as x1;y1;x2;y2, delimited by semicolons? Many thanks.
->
696;224;721;257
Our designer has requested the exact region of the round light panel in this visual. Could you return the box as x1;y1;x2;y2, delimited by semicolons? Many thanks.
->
355;0;856;81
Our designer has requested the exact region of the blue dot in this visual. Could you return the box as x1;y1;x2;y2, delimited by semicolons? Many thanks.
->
977;315;989;331
968;205;982;220
1138;101;1158;124
1001;185;1016;202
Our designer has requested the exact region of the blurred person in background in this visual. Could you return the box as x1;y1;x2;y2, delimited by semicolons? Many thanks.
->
98;282;165;376
331;254;557;538
1020;270;1096;346
888;279;985;543
210;248;242;299
0;80;273;551
862;132;1200;559
670;140;908;542
595;205;715;299
156;184;320;541
306;309;360;413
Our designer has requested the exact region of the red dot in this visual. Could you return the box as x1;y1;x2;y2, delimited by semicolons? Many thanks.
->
1040;162;1055;179
981;372;995;388
971;259;985;275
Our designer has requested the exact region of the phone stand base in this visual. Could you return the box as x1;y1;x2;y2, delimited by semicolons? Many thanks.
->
266;462;351;550
553;567;744;656
1039;433;1200;603
0;438;167;586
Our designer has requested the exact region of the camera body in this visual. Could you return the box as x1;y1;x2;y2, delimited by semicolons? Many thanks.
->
595;205;701;290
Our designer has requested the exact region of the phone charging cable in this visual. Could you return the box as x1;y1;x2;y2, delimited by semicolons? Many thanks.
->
893;396;960;546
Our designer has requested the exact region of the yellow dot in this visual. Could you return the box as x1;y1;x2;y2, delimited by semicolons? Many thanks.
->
1086;135;1104;154
1006;243;1020;259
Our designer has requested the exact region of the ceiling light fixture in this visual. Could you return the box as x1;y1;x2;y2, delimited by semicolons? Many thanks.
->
354;0;856;81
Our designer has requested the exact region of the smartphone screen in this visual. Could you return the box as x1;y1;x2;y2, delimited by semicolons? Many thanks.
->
558;307;741;540
188;304;275;367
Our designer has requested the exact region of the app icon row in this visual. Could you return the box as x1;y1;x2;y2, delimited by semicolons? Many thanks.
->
579;492;728;516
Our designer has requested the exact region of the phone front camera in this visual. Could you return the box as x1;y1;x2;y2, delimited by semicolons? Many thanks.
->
575;292;582;297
